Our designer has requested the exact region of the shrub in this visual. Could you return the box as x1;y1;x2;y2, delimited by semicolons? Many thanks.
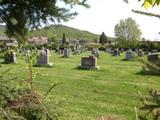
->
140;58;160;75
135;87;160;120
85;43;101;50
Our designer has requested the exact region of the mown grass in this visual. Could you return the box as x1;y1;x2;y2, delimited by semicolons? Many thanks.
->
0;51;160;120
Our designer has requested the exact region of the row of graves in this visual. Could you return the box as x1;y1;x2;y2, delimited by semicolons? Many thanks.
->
56;47;88;58
4;47;159;71
35;47;100;69
35;48;159;68
106;48;144;60
2;48;100;70
56;40;88;57
35;48;100;69
36;48;100;69
55;48;72;58
106;47;160;63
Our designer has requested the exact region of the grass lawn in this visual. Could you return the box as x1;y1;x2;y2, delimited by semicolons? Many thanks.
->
0;51;160;120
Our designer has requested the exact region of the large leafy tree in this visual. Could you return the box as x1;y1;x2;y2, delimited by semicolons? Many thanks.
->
114;17;142;41
0;0;89;43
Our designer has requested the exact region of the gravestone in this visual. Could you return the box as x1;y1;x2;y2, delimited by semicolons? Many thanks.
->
113;49;120;56
152;49;158;53
80;56;100;69
120;48;124;53
106;48;112;53
147;53;160;63
23;49;30;56
144;50;151;55
63;48;71;57
92;48;99;58
36;49;52;66
58;49;64;55
125;49;136;60
55;48;59;53
137;49;144;57
4;51;16;63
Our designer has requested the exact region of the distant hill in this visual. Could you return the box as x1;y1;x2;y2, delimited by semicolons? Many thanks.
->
28;24;99;42
0;24;99;42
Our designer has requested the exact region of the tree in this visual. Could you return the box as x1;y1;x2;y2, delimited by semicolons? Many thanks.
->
99;32;108;45
115;18;142;41
62;32;67;44
0;0;89;43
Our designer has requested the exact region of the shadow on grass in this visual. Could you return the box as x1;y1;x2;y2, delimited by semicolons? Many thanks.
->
75;66;100;71
121;58;139;62
121;58;128;61
33;64;53;68
1;61;16;64
135;70;160;76
60;56;71;58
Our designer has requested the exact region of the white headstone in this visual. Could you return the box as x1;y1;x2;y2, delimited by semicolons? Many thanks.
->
36;49;52;66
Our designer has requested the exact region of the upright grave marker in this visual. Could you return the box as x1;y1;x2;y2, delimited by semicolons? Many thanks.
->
4;51;16;63
63;48;71;57
125;49;136;60
147;53;160;63
36;49;52;66
80;56;100;69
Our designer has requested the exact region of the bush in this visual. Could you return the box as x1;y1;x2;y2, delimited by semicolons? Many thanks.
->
0;66;50;120
140;58;160;75
136;87;160;120
85;43;101;50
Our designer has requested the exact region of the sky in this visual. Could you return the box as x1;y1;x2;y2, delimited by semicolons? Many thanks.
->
60;0;160;41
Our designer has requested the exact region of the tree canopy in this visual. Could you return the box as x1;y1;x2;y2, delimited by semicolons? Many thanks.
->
0;0;89;42
114;17;142;41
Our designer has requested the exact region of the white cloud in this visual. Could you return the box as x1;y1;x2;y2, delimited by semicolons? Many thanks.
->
61;0;160;40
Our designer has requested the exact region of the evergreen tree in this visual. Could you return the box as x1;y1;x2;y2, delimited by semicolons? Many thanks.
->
62;32;67;44
99;32;108;45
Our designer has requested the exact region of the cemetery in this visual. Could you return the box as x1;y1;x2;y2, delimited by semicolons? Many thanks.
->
0;50;160;119
1;0;160;120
